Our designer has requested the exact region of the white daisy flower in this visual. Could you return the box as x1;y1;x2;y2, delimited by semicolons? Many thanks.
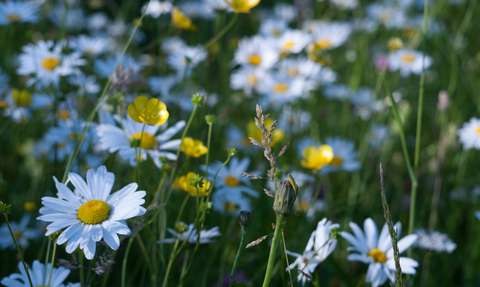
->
366;3;407;29
72;35;110;57
1;260;80;287
370;124;389;149
225;124;252;153
202;157;258;198
205;0;234;11
149;75;180;98
277;29;312;55
37;166;147;260
277;105;312;135
0;67;10;89
2;89;53;123
414;228;456;253
212;191;252;214
341;218;419;287
388;49;433;77
330;0;358;10
87;13;110;31
94;53;144;78
142;0;172;18
351;87;374;120
96;115;185;168
36;119;95;162
50;4;85;31
0;1;39;25
68;72;101;95
233;36;279;69
457;117;480;150
310;21;352;50
17;40;86;88
162;37;187;54
277;57;337;90
229;67;265;96
273;3;297;23
259;18;288;38
166;45;207;78
179;1;216;20
258;72;305;104
158;223;221;244
322;137;361;174
286;218;339;285
324;84;353;101
0;213;40;250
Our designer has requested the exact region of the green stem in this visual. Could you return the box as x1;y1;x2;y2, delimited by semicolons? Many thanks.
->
47;240;57;286
164;104;198;204
281;231;293;287
121;236;135;287
61;0;153;183
79;250;85;287
162;234;181;287
42;239;51;287
3;214;33;287
205;123;213;180
228;226;246;287
204;13;238;50
262;216;284;287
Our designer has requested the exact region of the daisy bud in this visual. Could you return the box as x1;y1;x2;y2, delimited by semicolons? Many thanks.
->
175;222;188;234
191;93;204;106
273;174;298;218
0;201;11;214
238;211;251;227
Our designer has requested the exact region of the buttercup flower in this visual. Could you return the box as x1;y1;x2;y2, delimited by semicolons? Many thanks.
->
37;166;146;260
128;95;169;126
300;145;334;170
225;0;260;13
175;172;211;196
172;6;197;30
180;137;208;157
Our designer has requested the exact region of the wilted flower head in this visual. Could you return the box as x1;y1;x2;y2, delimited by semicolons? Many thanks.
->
128;95;169;126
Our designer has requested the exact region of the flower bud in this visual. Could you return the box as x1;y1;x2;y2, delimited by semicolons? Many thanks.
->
191;93;204;106
387;37;403;51
205;114;216;125
238;211;251;227
273;174;298;218
0;201;11;214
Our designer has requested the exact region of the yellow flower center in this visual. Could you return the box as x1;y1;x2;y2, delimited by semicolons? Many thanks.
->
247;74;257;85
42;57;60;70
12;89;32;107
380;12;390;22
128;95;169;126
0;100;9;108
57;109;70;120
402;55;416;63
57;142;67;148
297;200;309;212
283;41;295;50
300;145;334;170
24;201;36;212
225;175;239;187
14;230;22;238
368;248;387;263
287;68;298;77
130;132;157;150
7;14;21;22
83;48;95;55
225;202;237;211
273;83;288;93
247;119;284;147
249;55;262;65
272;29;281;36
317;39;332;49
476;127;480;134
77;200;111;225
329;156;343;166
